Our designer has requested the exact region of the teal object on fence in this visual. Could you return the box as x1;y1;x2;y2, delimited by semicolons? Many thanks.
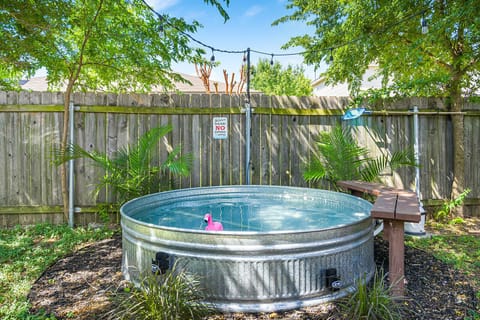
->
342;107;372;120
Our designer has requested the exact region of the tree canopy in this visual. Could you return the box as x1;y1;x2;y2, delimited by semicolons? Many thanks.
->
251;59;312;96
275;0;480;100
275;0;480;213
0;0;229;92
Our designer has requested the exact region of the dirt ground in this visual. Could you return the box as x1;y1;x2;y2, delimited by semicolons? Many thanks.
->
28;219;480;319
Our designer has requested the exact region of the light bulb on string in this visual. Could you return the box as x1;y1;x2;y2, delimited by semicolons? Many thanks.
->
329;48;334;63
210;49;215;62
270;54;274;66
158;15;165;37
421;14;428;34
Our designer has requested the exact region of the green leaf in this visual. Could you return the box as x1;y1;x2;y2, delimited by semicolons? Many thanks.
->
53;125;192;205
304;124;416;188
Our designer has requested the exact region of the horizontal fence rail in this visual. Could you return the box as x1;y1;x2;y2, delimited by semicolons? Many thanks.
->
0;91;479;226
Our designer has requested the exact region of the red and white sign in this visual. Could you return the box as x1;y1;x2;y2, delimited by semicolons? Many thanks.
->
213;117;228;139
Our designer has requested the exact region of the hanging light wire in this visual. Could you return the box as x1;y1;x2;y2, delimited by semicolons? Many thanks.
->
140;0;432;63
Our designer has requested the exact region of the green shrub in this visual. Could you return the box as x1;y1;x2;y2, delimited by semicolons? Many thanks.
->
109;268;213;320
337;269;403;320
433;188;471;222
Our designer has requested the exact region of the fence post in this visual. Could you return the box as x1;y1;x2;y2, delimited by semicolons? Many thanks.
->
245;48;251;185
68;101;75;227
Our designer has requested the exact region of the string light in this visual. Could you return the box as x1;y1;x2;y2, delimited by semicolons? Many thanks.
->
210;48;215;62
140;0;432;67
421;14;428;34
158;25;164;37
157;14;164;37
270;54;274;66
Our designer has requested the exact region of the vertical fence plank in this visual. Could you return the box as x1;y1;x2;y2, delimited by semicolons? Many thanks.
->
210;94;221;186
250;94;263;185
27;112;43;205
219;94;231;185
0;111;7;204
230;95;244;185
188;96;200;187
290;114;309;187
464;115;479;216
6;112;17;205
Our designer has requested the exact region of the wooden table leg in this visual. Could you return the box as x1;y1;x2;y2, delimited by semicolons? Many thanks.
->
386;219;405;297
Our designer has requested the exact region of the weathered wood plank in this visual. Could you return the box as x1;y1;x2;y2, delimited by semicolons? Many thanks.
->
250;106;263;184
6;112;17;205
0;112;7;204
51;112;63;205
190;112;201;187
210;94;221;186
395;191;421;222
337;180;388;196
290;114;309;187
230;95;244;185
371;191;397;220
75;110;89;206
27;113;42;205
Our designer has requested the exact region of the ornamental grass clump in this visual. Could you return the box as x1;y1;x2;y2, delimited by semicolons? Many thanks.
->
110;268;213;320
337;269;403;320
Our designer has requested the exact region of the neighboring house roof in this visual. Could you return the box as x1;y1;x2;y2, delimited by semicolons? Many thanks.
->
20;77;51;91
311;65;384;97
20;73;234;93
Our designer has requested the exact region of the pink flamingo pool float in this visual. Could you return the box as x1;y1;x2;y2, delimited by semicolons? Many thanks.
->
204;213;223;231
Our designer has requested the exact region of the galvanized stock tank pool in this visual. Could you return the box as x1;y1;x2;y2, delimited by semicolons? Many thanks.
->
121;185;375;312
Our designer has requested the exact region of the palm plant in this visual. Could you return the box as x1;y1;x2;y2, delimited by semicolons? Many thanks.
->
304;124;415;189
55;125;192;205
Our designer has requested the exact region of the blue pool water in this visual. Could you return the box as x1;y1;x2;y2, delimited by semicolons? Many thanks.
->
130;189;370;232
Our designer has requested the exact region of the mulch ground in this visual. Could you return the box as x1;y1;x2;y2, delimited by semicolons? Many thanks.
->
28;232;479;320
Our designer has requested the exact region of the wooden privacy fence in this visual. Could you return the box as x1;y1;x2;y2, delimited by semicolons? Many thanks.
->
0;91;479;226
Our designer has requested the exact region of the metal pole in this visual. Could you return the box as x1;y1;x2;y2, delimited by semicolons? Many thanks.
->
413;106;420;198
405;105;426;236
245;48;251;185
68;101;75;227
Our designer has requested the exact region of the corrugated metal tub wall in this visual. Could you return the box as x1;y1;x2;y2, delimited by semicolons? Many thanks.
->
121;185;375;312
